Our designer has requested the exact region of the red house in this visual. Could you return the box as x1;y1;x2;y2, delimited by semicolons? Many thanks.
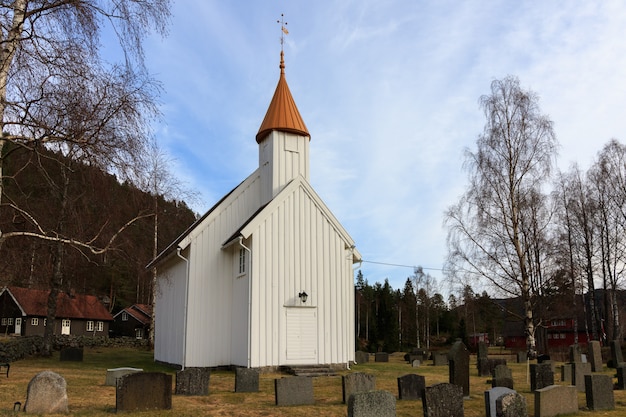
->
0;286;113;337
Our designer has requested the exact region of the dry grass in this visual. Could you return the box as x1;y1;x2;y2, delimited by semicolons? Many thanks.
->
0;347;625;416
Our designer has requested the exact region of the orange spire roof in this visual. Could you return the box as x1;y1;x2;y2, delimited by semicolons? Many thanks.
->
256;51;309;143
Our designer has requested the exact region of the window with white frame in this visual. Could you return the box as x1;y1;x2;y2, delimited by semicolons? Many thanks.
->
31;318;39;326
96;321;103;332
122;312;128;321
238;248;246;275
1;318;6;326
86;321;94;331
7;318;13;325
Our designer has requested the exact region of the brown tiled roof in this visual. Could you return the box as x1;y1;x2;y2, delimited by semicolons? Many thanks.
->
6;286;113;321
256;51;309;143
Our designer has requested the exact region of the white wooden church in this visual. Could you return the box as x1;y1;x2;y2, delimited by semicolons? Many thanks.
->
150;51;361;370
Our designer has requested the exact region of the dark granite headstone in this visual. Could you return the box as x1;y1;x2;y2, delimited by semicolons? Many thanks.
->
585;374;614;411
422;383;464;417
24;371;69;414
433;352;448;366
560;363;572;383
342;372;376;403
588;341;602;372
448;340;470;397
609;340;623;368
569;344;582;363
484;386;515;417
492;364;514;389
516;351;527;363
116;372;172;412
478;341;488;360
175;367;210;395
355;351;370;364
479;358;507;377
235;367;259;392
571;362;591;392
59;347;83;362
275;377;314;406
537;354;550;363
397;374;425;400
496;391;527;417
616;364;626;389
375;352;389;362
347;390;396;417
529;363;553;391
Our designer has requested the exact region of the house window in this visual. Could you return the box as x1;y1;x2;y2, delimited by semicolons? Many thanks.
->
122;312;128;321
7;318;13;325
1;318;6;326
86;321;94;331
135;328;143;339
239;248;246;275
31;318;39;326
96;321;103;332
43;318;47;327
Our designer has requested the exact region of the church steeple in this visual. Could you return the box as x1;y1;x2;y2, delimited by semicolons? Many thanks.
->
256;51;309;143
257;48;311;205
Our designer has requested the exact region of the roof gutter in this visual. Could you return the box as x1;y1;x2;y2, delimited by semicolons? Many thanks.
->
238;236;253;369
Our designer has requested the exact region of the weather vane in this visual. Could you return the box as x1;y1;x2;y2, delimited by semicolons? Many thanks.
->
277;13;288;51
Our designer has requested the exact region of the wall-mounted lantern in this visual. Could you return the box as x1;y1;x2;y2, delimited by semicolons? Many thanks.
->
298;291;308;303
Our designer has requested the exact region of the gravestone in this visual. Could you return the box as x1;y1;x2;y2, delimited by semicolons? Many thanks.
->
448;340;470;397
275;377;314;406
616;364;626;389
105;367;143;386
24;371;69;414
590;345;604;366
59;347;83;362
529;363;554;391
355;351;370;364
568;344;582;363
422;383;463;417
492;364;514;389
484;386;515;417
560;364;572;384
496;391;527;417
433;353;448;366
412;359;421;368
480;358;507;377
585;374;614;411
534;385;577;417
347;390;396;417
175;367;210;395
342;372;376;403
116;372;172;411
478;341;488;360
235;367;259;392
397;374;425;400
516;351;527;363
375;352;389;362
609;340;623;368
571;362;591;392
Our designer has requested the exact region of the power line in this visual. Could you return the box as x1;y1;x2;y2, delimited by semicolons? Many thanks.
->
360;260;445;272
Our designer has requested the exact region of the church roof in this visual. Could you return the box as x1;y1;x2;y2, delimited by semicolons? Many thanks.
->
256;51;309;143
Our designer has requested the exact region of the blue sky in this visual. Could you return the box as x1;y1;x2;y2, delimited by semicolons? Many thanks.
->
139;1;626;296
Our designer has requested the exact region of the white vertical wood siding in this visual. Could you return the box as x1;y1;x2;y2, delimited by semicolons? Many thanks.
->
154;255;188;366
247;180;355;367
155;172;261;368
259;131;310;205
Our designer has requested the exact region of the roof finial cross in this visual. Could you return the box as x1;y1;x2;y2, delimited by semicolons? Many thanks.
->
277;13;288;52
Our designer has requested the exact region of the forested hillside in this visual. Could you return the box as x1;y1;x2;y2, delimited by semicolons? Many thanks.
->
0;143;197;311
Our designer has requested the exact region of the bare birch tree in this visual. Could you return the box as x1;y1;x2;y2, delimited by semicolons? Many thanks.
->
0;1;171;355
445;75;558;358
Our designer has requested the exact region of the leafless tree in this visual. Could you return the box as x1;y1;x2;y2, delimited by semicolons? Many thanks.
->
445;76;558;358
0;1;171;355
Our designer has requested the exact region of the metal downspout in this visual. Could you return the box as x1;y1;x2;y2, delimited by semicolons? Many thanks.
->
177;247;190;371
238;237;252;368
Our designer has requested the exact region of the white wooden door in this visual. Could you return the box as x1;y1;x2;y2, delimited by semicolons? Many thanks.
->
61;319;71;335
14;318;21;335
285;308;317;364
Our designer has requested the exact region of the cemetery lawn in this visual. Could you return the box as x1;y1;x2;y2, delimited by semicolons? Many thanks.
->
1;347;625;416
